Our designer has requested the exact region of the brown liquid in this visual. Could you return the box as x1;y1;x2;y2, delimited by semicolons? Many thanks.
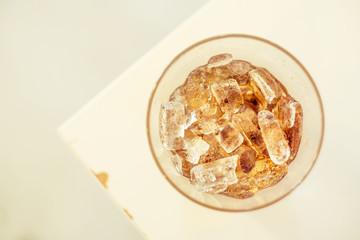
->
166;54;303;199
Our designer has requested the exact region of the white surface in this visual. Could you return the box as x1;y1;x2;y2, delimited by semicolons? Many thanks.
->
0;0;208;239
58;0;360;239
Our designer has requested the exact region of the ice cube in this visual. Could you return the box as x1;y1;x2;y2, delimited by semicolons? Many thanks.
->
275;97;303;163
249;68;281;108
175;130;210;165
212;65;233;82
211;78;243;114
171;154;183;175
169;85;186;105
214;122;244;153
170;86;197;129
239;85;252;95
184;137;210;164
284;121;303;163
205;184;229;194
216;113;230;128
184;110;197;129
207;53;233;68
159;102;185;150
223;173;258;199
200;134;230;164
196;103;222;134
238;104;258;124
284;117;303;163
275;79;290;97
238;86;264;114
178;150;195;178
244;93;264;114
190;156;238;193
185;67;215;110
184;128;197;139
231;146;257;173
186;122;203;136
258;110;290;164
275;96;302;129
232;106;266;155
249;159;288;189
229;60;254;85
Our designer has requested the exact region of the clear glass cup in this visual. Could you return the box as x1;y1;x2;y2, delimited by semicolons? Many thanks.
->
146;34;324;212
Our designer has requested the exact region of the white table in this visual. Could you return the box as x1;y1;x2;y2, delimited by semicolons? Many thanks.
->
59;0;360;239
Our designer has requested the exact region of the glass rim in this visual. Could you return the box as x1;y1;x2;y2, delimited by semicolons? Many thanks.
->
146;34;325;212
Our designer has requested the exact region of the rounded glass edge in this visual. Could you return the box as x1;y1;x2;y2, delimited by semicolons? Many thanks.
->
146;34;325;212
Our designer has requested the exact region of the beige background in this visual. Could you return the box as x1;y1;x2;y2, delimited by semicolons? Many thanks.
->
0;0;207;239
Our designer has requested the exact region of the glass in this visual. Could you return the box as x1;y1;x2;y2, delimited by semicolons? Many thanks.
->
146;34;324;212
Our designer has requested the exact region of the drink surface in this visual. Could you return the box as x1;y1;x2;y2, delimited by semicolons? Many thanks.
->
160;53;303;199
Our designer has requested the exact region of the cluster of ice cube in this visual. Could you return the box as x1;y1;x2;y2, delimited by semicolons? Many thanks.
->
159;53;303;197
